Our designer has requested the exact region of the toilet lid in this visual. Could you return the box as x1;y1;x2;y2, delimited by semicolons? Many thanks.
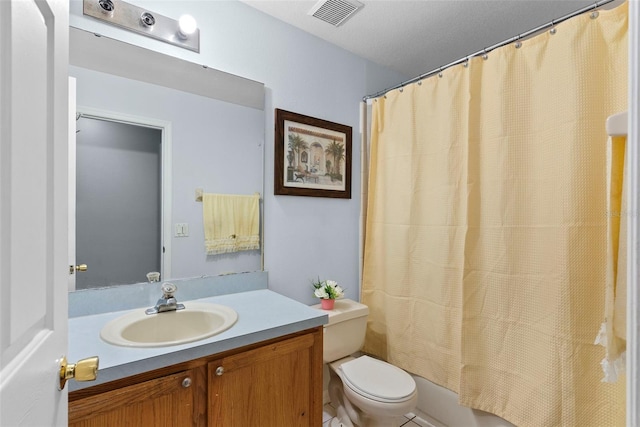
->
340;356;416;402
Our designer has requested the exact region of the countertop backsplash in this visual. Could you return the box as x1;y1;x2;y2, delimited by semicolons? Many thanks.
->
69;271;268;318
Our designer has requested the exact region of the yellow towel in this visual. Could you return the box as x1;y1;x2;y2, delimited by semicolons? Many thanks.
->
203;193;260;255
613;136;628;344
595;135;627;383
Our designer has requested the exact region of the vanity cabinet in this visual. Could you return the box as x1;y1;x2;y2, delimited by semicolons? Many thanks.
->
68;327;323;426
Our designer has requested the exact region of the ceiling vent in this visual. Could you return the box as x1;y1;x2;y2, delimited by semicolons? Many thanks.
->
308;0;364;27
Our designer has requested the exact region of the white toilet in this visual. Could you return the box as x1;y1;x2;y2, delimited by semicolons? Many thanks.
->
313;299;417;427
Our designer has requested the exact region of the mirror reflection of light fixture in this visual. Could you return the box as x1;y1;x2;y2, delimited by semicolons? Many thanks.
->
83;0;200;52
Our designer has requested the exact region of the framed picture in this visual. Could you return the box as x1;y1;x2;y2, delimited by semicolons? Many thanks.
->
274;109;352;199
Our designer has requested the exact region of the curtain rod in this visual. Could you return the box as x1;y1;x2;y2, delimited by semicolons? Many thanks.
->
362;0;617;102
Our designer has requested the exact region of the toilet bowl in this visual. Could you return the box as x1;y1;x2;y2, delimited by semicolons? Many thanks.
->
312;299;417;427
330;356;417;426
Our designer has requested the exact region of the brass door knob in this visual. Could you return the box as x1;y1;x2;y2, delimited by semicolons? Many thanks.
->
59;355;99;390
69;264;88;274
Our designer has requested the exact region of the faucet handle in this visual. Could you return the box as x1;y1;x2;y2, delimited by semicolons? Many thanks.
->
161;282;177;298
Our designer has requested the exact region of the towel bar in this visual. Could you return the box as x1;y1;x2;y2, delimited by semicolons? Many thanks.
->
607;111;628;137
195;188;261;202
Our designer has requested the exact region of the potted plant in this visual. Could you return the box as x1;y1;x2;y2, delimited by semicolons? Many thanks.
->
312;278;344;310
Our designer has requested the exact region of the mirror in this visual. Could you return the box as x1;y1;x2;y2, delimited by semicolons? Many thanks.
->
69;27;265;291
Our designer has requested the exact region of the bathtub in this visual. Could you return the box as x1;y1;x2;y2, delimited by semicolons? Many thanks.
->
323;362;516;427
411;374;516;427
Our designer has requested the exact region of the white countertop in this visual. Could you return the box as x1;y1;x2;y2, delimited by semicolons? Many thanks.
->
68;289;327;392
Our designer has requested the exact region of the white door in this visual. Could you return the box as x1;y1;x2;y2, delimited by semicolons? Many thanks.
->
0;0;70;425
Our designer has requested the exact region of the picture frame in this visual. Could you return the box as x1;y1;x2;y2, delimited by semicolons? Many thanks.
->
274;109;352;199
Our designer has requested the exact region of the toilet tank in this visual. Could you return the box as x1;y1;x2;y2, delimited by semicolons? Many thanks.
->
312;299;369;363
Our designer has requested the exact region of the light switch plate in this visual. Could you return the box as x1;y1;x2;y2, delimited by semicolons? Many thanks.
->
174;223;189;237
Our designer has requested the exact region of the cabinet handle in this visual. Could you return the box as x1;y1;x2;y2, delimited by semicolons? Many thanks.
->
215;366;224;376
182;377;192;388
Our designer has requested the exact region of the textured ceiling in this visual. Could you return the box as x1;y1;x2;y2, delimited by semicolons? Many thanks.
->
239;0;621;79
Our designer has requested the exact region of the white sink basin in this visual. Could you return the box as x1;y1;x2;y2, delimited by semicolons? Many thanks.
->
100;302;238;348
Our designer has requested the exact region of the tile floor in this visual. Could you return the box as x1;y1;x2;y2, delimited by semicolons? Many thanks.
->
322;404;443;427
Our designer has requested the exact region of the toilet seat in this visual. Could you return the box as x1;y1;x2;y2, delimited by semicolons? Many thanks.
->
340;356;416;404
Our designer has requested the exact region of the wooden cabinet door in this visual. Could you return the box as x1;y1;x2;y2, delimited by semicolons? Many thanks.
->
69;367;206;427
208;331;323;426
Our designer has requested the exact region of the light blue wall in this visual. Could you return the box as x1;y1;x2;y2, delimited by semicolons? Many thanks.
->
69;0;407;305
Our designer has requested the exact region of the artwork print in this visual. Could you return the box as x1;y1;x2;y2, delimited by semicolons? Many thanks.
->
274;109;352;199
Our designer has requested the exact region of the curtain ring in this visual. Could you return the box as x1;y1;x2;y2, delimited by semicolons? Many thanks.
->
463;59;469;68
590;3;599;19
399;87;403;93
549;19;557;35
438;67;443;78
482;49;489;60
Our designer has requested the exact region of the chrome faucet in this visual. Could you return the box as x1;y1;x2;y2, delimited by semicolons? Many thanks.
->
145;282;185;315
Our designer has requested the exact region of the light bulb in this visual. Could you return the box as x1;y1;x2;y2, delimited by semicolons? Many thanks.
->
178;14;197;39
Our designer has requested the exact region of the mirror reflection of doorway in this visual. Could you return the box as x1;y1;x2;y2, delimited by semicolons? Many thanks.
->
75;116;162;289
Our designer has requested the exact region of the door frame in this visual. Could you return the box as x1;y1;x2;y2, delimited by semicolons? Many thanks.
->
71;106;172;290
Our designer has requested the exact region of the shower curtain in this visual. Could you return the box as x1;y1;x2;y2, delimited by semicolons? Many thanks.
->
361;4;627;427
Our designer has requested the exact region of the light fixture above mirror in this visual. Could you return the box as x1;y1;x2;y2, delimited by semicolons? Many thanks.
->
83;0;200;52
